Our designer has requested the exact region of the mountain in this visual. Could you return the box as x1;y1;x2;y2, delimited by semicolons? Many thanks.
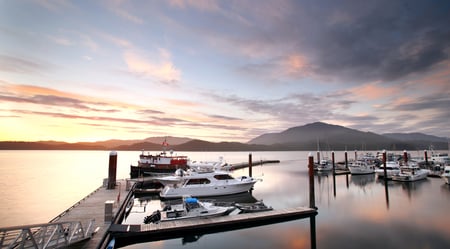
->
0;123;448;150
248;122;417;150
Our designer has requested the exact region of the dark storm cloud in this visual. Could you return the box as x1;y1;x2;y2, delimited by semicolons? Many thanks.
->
291;0;450;82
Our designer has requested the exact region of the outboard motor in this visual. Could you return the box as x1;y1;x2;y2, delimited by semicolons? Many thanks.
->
143;210;161;224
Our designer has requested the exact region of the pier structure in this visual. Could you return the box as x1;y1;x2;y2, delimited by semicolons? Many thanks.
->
0;151;320;249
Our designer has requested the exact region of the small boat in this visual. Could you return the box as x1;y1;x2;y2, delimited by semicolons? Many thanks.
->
442;166;450;184
159;169;258;199
143;196;234;223
348;159;376;175
316;159;333;171
130;148;189;178
375;161;400;179
392;164;429;182
235;201;273;213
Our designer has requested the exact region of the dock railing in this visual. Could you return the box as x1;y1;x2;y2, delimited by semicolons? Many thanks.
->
0;219;95;249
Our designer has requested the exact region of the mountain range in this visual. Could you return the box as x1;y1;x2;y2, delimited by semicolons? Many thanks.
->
0;122;448;151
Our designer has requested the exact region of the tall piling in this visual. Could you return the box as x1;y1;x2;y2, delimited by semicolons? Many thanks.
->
344;151;348;169
424;150;429;166
248;153;253;177
331;151;335;172
354;150;358;160
403;150;408;165
308;153;316;209
382;150;387;179
108;151;117;189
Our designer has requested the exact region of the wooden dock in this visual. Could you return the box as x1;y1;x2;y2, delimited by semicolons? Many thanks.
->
49;179;133;249
110;206;317;247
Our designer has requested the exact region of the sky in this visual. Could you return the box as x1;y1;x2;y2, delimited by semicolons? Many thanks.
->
1;0;449;143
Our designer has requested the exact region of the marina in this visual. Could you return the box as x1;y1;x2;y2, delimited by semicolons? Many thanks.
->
1;150;449;249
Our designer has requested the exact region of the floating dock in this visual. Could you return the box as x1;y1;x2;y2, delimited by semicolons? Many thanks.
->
110;206;317;247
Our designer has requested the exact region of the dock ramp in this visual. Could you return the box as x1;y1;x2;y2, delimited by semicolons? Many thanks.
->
0;220;95;249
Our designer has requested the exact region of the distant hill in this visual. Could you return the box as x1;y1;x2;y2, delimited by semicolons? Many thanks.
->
248;122;446;150
382;132;448;150
0;123;448;150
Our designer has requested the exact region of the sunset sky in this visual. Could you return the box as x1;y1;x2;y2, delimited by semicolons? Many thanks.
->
1;0;449;143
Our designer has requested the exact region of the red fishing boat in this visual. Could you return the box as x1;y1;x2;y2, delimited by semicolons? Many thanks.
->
130;140;189;178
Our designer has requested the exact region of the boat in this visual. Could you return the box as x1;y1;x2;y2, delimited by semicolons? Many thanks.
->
130;149;189;178
159;169;258;199
316;159;333;171
235;201;273;213
442;166;450;184
348;159;376;175
188;156;228;171
143;196;234;223
375;161;401;179
391;164;429;182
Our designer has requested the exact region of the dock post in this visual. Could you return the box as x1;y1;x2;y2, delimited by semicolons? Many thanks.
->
108;151;117;189
310;215;317;249
331;151;335;172
248;153;252;177
308;153;316;209
316;151;320;164
424;150;428;166
382;150;387;179
403;150;408;165
344;151;348;169
354;150;357;160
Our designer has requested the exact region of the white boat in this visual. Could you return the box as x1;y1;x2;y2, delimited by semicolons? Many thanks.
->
375;161;400;179
188;156;228;171
159;170;258;198
317;159;333;171
348;159;376;175
143;196;234;223
442;166;450;184
392;164;429;182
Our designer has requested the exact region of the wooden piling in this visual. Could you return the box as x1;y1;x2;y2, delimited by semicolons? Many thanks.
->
354;150;358;160
344;151;348;169
382;150;387;179
403;150;408;164
424;150;429;165
248;153;252;177
108;151;117;189
331;151;335;172
308;153;316;209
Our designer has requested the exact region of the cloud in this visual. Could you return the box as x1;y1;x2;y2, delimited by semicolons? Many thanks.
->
123;49;181;84
32;0;75;12
0;55;54;74
105;0;144;24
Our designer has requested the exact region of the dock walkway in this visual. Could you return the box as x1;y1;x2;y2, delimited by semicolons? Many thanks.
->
50;179;131;249
110;206;317;246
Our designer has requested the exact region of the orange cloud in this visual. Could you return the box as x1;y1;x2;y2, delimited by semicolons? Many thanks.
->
350;83;399;100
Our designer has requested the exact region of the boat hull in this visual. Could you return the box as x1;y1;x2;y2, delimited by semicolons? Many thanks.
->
349;167;375;175
160;180;257;199
392;170;428;182
130;165;189;178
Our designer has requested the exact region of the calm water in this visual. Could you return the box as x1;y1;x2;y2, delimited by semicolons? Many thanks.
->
1;150;450;249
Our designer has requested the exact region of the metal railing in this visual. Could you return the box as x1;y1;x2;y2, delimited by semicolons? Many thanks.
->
0;220;95;249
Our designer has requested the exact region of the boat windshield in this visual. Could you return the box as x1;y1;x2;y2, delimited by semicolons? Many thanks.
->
185;178;211;185
214;174;234;180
